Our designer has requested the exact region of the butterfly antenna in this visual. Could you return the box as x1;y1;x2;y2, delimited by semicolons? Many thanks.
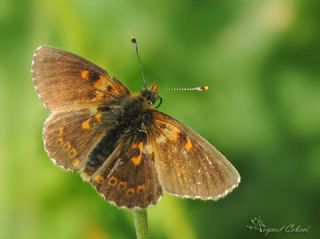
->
131;37;146;90
160;86;209;92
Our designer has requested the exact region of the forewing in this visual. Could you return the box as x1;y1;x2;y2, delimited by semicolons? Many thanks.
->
149;110;240;200
32;46;130;112
43;108;111;171
90;132;163;208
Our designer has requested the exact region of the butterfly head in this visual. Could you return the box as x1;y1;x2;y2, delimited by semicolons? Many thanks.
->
140;83;162;108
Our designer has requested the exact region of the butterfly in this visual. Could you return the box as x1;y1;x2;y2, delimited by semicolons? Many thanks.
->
32;42;240;209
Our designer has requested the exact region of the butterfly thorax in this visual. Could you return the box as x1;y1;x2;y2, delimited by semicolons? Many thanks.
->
116;83;159;131
117;93;154;131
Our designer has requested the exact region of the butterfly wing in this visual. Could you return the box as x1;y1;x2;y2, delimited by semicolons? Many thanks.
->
149;110;240;200
43;107;113;171
89;132;163;208
32;46;130;112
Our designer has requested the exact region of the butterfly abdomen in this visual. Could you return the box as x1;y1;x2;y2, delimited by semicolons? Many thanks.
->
84;127;123;175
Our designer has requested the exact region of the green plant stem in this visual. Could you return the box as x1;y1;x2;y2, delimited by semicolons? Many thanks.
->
132;209;149;239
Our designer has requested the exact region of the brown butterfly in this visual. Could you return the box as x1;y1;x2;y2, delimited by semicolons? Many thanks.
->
32;40;240;208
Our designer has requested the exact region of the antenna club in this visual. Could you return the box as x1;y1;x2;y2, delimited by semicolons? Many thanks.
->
131;37;137;44
201;86;209;91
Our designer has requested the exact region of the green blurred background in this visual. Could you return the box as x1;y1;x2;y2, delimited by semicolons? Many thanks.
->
1;0;319;238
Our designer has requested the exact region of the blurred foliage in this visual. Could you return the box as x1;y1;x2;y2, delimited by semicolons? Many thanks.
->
1;0;319;238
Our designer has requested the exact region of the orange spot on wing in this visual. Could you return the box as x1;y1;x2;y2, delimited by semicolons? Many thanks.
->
184;138;193;151
132;155;142;166
118;181;127;189
137;185;145;193
56;138;64;146
131;142;144;166
57;127;64;136
80;70;89;80
108;176;118;186
64;142;71;151
95;175;104;184
72;159;80;168
168;131;180;141
94;76;108;91
82;119;91;129
127;188;134;196
69;148;77;158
